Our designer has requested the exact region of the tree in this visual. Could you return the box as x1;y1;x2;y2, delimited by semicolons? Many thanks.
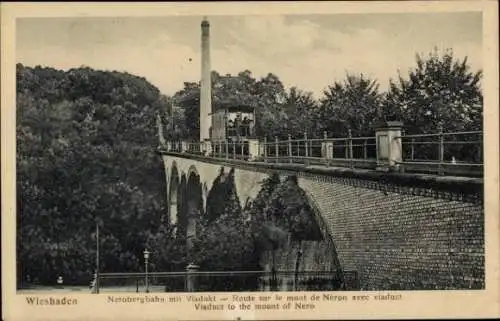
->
264;175;322;241
172;82;201;140
16;64;170;286
212;70;258;109
246;174;288;257
193;169;248;267
283;87;318;138
317;74;382;138
148;224;188;272
382;48;483;162
254;73;289;139
171;70;292;141
383;48;483;134
204;168;240;224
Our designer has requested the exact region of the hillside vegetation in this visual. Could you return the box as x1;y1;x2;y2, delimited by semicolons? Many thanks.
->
17;64;169;285
16;49;483;286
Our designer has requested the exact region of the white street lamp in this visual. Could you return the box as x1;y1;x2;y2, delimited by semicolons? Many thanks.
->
143;249;151;293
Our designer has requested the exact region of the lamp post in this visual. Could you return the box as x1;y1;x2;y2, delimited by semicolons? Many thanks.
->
95;222;100;294
143;249;151;293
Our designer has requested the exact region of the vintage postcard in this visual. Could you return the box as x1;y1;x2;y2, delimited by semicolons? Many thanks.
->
1;1;499;320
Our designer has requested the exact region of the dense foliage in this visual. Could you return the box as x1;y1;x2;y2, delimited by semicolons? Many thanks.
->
17;64;170;285
17;48;482;286
190;172;321;272
167;49;482;141
383;49;483;134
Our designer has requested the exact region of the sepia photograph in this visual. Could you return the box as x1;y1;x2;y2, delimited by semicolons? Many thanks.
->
2;1;499;320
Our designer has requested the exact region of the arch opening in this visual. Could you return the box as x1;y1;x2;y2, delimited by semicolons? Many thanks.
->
177;174;188;239
169;165;180;234
185;170;203;250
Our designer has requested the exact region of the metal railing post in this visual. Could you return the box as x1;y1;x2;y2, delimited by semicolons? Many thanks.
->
438;124;444;175
323;131;329;166
146;129;481;175
296;138;299;158
411;138;415;160
264;137;268;162
307;135;314;157
304;132;309;158
348;129;353;169
275;136;279;163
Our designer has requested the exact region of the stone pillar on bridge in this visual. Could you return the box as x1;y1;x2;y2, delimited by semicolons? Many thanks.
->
181;141;189;153
321;131;334;159
375;121;403;172
247;139;261;161
201;140;212;156
185;263;200;292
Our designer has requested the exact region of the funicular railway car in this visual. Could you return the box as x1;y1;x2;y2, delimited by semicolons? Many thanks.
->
210;104;256;159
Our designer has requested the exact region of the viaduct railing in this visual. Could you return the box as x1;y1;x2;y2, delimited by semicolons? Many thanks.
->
160;122;483;177
93;270;359;293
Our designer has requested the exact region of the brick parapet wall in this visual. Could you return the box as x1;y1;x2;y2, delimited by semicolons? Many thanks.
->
158;151;483;204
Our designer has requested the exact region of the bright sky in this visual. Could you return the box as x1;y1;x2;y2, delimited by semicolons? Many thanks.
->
16;13;482;97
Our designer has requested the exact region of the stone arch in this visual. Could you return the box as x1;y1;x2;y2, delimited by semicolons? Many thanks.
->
170;160;178;174
185;170;203;250
186;165;199;182
169;164;180;230
177;174;188;239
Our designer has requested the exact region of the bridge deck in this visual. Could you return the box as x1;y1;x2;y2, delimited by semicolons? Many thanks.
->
157;149;483;191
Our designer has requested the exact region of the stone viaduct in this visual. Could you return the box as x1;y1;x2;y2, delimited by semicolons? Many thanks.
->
153;17;484;291
156;136;484;291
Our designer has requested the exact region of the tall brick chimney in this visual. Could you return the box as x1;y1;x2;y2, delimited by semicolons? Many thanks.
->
200;17;212;142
